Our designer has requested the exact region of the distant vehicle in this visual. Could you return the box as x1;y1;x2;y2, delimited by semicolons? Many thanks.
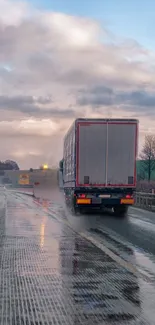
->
60;118;138;217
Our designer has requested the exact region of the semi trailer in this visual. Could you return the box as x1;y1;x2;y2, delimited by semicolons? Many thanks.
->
60;118;138;217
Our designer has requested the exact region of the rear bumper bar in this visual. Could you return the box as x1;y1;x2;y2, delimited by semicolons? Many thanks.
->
76;197;134;207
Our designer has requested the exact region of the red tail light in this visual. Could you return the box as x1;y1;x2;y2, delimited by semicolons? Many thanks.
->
79;194;86;198
126;194;132;199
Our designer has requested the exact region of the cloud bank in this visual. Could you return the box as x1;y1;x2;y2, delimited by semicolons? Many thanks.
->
0;0;154;168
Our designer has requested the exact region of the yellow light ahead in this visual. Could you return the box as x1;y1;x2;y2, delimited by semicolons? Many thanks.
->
43;164;48;169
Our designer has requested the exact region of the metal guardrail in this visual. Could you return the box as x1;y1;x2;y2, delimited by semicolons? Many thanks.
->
134;192;155;211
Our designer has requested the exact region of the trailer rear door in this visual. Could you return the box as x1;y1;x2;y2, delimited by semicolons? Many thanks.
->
107;122;137;186
76;122;107;186
76;120;138;187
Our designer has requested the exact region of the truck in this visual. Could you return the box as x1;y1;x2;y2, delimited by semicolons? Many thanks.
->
60;118;138;217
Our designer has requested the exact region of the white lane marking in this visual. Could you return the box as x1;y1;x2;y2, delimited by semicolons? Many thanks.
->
79;232;152;283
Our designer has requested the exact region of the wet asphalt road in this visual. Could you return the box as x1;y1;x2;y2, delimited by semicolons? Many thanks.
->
0;186;155;324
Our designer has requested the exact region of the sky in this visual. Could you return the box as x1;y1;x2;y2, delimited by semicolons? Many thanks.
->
0;0;155;168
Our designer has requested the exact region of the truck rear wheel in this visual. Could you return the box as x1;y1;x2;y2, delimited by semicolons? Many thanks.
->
114;205;128;218
71;206;77;214
71;198;81;215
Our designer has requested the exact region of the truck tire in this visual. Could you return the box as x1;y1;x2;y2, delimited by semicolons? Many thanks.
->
72;206;81;215
114;205;128;218
71;196;80;215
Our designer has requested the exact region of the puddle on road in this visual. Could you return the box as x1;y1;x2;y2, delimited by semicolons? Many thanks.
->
129;217;155;233
89;226;155;282
134;250;155;280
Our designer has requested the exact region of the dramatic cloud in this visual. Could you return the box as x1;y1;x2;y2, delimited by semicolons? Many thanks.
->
0;95;78;118
0;0;154;167
77;87;155;114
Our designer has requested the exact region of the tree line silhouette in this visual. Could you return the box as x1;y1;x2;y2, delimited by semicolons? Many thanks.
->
0;160;19;171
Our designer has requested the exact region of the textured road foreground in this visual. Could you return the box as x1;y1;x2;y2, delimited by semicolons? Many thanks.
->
0;185;155;324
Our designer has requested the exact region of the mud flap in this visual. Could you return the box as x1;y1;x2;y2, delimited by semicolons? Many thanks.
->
114;205;128;217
